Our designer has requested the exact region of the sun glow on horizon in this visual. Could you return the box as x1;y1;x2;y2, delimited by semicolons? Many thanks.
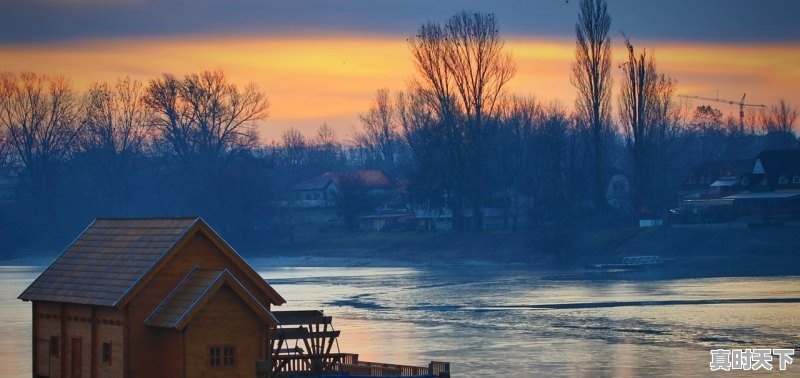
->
1;35;797;142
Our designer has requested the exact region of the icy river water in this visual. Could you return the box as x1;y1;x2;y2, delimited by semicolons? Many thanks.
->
1;264;799;377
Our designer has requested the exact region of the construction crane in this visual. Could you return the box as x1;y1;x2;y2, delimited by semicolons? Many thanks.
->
678;93;766;126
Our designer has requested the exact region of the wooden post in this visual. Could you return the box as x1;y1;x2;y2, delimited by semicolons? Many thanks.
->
31;301;36;378
123;307;129;378
91;306;97;378
61;304;67;377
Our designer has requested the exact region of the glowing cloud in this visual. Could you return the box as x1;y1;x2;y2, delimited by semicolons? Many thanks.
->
1;35;797;141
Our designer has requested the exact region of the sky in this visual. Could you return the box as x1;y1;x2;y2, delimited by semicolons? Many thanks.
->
1;0;798;142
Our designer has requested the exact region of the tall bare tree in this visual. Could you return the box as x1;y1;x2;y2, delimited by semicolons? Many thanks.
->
619;37;678;215
571;0;613;213
407;11;515;231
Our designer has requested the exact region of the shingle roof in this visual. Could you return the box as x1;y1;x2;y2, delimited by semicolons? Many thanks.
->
19;218;198;306
145;267;277;329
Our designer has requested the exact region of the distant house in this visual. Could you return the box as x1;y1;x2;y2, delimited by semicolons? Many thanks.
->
285;170;409;228
678;159;752;223
682;159;753;200
726;149;800;222
286;173;340;208
20;218;285;378
287;169;402;209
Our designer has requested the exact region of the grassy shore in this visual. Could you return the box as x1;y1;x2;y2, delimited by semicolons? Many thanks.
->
5;219;800;277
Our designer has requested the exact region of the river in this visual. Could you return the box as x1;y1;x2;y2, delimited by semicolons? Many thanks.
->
2;264;799;377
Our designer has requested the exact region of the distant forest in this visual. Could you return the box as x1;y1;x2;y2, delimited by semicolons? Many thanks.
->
0;3;797;258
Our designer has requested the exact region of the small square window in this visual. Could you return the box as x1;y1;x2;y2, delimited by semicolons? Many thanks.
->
209;347;221;366
50;336;59;357
223;346;235;366
102;342;112;364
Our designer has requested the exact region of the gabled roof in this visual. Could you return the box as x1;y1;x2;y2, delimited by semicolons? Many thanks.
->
145;267;278;330
19;217;285;307
742;149;800;191
291;173;335;191
753;149;800;177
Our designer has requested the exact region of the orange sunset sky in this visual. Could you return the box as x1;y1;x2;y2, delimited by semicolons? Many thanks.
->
1;0;798;142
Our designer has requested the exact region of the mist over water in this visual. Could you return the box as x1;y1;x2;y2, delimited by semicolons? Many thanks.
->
3;265;799;377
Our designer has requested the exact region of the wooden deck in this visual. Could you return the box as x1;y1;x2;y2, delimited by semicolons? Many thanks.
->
269;311;450;378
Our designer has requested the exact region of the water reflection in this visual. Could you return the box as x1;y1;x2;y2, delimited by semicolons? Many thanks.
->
0;267;38;378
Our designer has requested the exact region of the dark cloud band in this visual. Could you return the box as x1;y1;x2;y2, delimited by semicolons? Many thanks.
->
0;0;797;44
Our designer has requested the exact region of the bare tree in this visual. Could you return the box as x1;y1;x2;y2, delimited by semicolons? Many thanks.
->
142;73;193;158
312;122;346;172
618;37;678;215
316;122;337;147
445;12;516;129
81;76;153;214
0;72;81;182
768;99;799;134
355;89;402;172
571;0;613;214
0;72;81;232
407;11;515;231
280;127;307;167
83;77;151;159
494;96;539;228
144;70;268;165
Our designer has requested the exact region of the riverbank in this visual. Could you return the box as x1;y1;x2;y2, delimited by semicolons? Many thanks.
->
5;220;800;277
265;220;800;276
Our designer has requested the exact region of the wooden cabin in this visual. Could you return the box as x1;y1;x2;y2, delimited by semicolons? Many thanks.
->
20;217;450;378
19;218;286;378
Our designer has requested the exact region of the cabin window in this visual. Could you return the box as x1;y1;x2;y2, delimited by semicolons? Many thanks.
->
209;347;221;366
779;176;788;185
50;336;59;357
223;346;235;366
102;342;112;364
794;175;800;184
210;346;235;366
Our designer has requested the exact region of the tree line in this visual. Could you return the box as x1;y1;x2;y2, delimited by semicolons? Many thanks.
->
0;1;798;256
